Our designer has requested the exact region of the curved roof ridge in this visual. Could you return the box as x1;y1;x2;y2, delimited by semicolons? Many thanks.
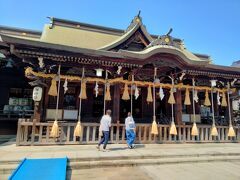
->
119;45;209;63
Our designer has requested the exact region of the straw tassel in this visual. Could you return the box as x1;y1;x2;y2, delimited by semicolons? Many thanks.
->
151;117;158;135
210;124;218;136
48;78;58;96
122;83;130;100
105;84;111;101
50;120;59;137
221;92;227;107
73;121;82;137
147;86;153;102
184;88;191;105
191;122;198;136
204;90;211;106
227;125;236;137
79;81;87;99
168;89;176;104
169;121;177;135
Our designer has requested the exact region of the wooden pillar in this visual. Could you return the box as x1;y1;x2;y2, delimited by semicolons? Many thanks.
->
42;83;50;122
33;101;41;122
113;84;120;123
175;89;183;125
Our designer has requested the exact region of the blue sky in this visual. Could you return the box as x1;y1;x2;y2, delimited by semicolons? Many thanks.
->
0;0;239;66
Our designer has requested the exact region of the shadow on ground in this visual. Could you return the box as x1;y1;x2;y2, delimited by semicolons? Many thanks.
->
109;144;145;151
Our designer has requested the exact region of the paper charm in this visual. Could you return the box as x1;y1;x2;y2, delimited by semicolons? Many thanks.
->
217;91;221;105
134;85;139;100
117;66;122;75
193;90;199;103
159;86;165;100
38;57;44;68
94;81;99;97
63;78;68;94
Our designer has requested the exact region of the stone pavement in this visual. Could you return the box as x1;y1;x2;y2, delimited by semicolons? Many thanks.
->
69;162;240;180
1;142;240;180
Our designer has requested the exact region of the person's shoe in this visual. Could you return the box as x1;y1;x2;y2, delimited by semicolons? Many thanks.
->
96;145;100;151
131;145;135;149
127;145;132;149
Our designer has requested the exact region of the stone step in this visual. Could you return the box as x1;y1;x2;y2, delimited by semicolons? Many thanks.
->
68;155;240;169
2;155;240;177
68;152;240;162
1;152;240;165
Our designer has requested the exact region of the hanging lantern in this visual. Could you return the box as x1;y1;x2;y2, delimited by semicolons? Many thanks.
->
48;78;58;96
168;89;175;104
122;83;130;100
191;122;198;136
147;86;153;102
221;92;227;107
95;68;103;77
184;88;191;105
105;83;111;101
73;121;82;137
210;124;218;136
204;90;211;106
50;120;59;137
169;121;177;135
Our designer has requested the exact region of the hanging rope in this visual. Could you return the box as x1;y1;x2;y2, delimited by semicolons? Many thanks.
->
210;84;218;136
25;67;234;93
227;82;236;137
169;76;177;135
50;65;61;138
130;75;134;114
74;67;85;137
191;78;198;136
151;68;158;135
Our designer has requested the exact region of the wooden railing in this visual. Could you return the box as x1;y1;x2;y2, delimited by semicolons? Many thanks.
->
16;119;240;146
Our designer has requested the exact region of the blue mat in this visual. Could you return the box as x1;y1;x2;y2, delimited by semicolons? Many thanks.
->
9;157;67;180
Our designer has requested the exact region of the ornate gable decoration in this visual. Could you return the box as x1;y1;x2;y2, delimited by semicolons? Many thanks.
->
99;11;153;51
147;28;180;49
126;11;143;32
